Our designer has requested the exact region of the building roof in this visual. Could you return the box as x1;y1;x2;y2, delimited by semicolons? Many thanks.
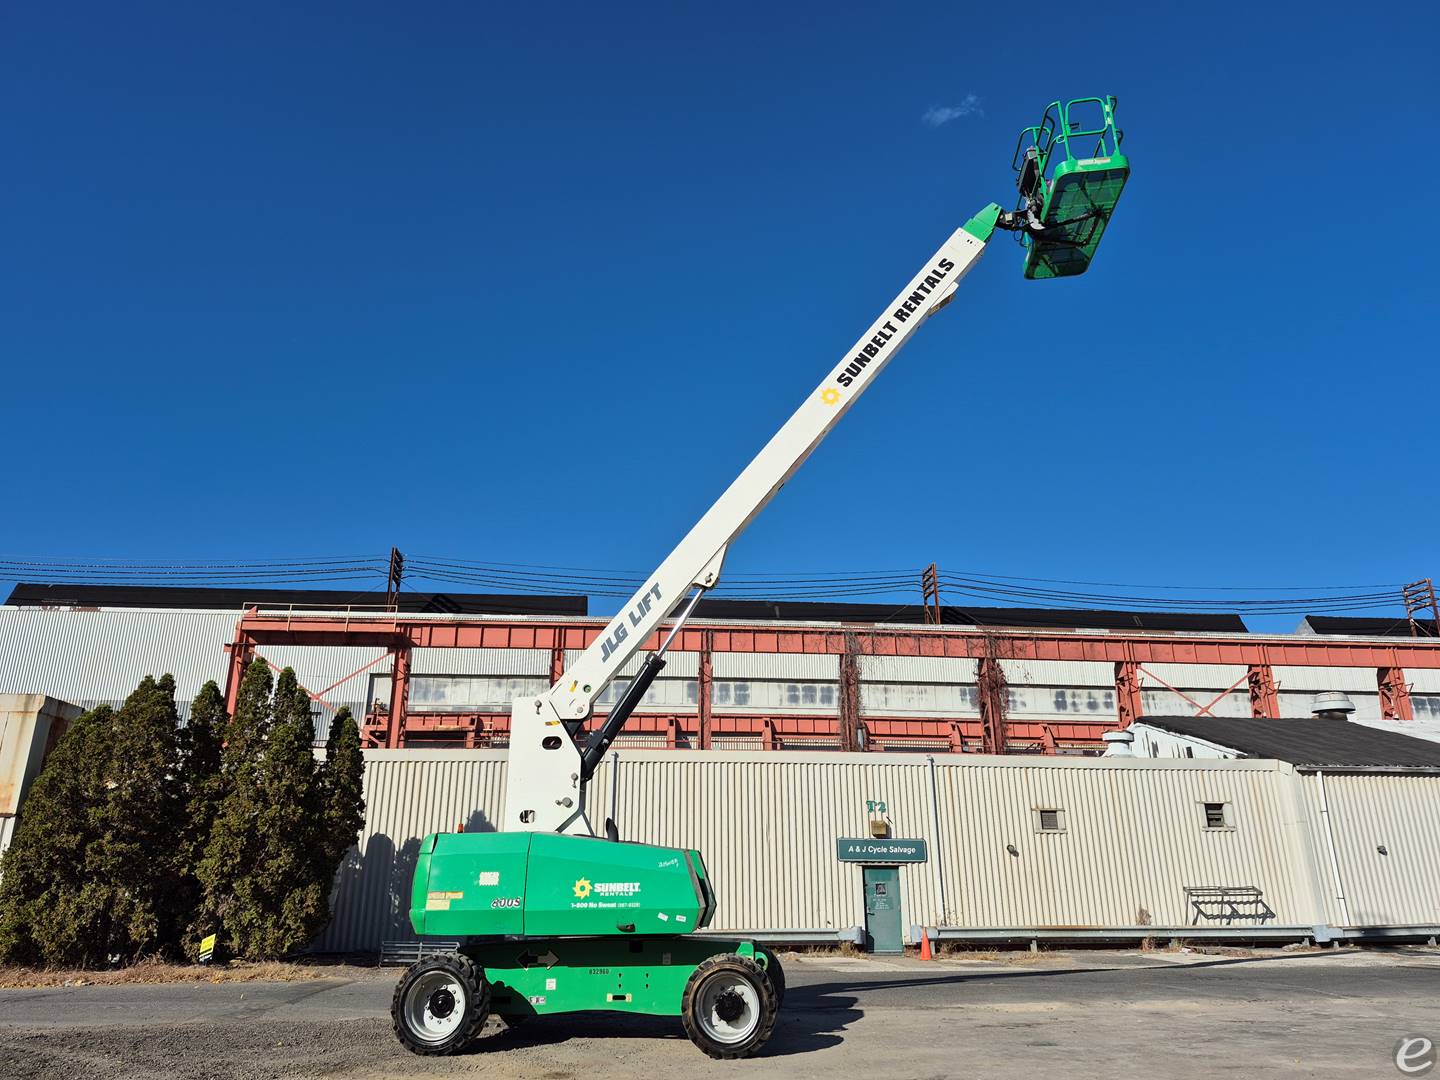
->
1137;715;1440;771
3;583;588;617
4;583;1249;632
693;599;1248;633
1299;614;1439;638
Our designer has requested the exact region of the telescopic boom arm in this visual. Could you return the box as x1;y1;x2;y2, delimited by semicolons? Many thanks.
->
503;204;1004;834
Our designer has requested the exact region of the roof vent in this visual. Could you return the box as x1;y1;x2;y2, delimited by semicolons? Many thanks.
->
1102;730;1135;757
1311;691;1357;720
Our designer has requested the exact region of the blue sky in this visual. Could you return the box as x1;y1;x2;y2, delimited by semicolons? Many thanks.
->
3;2;1436;631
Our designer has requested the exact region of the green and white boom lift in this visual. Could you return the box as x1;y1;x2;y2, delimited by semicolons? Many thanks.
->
391;95;1129;1060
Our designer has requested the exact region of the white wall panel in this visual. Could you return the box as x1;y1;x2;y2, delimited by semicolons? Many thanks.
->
859;655;976;682
1141;663;1250;689
415;648;551;677
1274;666;1379;693
713;653;838;680
566;650;699;679
1005;659;1115;686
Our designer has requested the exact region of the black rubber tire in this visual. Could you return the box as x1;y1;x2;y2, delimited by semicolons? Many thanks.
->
758;947;786;1008
391;951;490;1056
681;953;779;1060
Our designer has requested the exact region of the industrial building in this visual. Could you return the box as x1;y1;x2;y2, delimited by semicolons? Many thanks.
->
3;583;1440;954
3;583;1439;754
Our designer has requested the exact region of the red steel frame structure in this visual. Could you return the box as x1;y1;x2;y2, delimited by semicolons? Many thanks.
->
223;609;1440;753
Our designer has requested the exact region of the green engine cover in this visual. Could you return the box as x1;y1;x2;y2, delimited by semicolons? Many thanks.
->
410;831;715;939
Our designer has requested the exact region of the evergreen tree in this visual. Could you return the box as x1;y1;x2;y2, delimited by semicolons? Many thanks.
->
0;706;115;965
1;666;367;968
194;661;273;956
177;681;227;954
88;675;188;960
197;665;360;959
247;668;329;957
319;706;366;869
182;680;226;796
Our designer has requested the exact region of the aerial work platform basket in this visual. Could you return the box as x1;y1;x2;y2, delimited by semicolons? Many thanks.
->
1009;95;1129;279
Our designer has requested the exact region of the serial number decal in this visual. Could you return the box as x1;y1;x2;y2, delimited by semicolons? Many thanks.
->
588;968;610;975
490;897;522;909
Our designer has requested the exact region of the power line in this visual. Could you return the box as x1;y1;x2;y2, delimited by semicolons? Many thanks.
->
0;552;1418;616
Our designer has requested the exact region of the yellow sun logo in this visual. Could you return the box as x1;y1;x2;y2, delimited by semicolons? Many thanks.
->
820;387;841;406
573;878;593;899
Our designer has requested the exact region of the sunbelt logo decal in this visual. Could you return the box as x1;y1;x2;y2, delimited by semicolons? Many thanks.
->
595;881;640;896
570;877;642;910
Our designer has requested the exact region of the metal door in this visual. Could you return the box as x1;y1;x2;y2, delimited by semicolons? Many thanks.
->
862;866;903;954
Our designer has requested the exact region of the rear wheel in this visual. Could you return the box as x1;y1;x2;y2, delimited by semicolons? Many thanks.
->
758;947;786;1008
391;952;490;1056
681;953;778;1059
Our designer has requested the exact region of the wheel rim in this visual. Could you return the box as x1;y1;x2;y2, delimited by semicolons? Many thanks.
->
696;971;761;1044
403;970;468;1043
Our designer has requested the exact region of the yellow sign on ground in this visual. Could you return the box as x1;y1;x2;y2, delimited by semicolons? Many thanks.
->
198;933;217;964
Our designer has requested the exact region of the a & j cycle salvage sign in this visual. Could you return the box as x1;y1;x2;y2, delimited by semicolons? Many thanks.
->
835;838;928;863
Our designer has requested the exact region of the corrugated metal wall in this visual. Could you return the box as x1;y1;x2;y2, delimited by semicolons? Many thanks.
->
319;751;1439;952
1300;773;1440;927
931;759;1314;927
0;608;238;705
315;754;510;951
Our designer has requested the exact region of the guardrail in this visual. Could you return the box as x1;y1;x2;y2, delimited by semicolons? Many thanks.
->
910;924;1440;949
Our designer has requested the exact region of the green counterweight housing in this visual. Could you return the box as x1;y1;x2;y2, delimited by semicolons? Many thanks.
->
410;831;716;939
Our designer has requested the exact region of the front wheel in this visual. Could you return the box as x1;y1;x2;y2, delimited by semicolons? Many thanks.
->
391;951;490;1055
681;953;778;1059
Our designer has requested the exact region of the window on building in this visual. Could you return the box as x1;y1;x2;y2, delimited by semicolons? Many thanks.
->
1035;808;1066;832
1203;802;1230;829
712;681;751;707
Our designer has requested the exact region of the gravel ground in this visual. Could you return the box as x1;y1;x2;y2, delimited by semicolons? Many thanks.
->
1;949;1437;1079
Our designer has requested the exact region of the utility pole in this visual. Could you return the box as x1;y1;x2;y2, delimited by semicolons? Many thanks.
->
921;563;941;625
385;547;405;610
977;633;1010;755
1402;579;1439;638
839;631;864;752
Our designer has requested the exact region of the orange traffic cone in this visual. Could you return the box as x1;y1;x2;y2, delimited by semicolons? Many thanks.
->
918;928;934;961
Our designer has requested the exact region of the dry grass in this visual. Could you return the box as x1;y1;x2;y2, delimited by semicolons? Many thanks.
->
0;957;339;989
786;942;865;958
935;945;1051;965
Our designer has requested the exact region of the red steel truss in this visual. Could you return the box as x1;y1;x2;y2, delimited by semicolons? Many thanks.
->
223;610;1440;753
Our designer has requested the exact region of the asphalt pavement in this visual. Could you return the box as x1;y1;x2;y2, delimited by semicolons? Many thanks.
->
2;947;1437;1079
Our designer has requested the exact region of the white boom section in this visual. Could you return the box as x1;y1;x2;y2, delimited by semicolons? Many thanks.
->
504;222;992;833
